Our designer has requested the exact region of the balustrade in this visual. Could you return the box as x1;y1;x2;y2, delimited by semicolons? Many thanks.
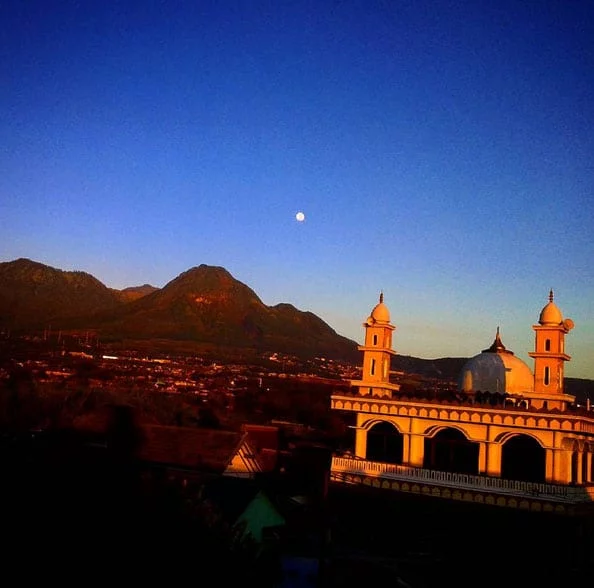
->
331;456;592;502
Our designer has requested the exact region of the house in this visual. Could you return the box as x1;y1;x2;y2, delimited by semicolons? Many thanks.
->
137;424;263;481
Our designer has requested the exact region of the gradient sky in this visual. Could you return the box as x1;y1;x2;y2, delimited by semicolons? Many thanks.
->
2;1;593;378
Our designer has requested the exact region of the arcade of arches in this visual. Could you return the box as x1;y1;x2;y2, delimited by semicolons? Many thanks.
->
356;419;594;485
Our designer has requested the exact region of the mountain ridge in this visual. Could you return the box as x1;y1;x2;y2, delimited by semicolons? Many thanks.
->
0;258;358;361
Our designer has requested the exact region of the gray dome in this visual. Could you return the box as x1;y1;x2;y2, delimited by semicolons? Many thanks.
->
458;330;534;395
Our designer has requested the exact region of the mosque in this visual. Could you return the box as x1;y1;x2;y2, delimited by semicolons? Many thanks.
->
330;292;594;514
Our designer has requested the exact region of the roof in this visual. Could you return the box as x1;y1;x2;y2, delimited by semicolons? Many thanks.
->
241;423;283;472
459;351;534;395
137;425;244;472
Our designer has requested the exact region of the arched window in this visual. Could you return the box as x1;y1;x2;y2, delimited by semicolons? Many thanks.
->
370;359;376;376
373;334;378;346
544;366;550;386
545;339;551;351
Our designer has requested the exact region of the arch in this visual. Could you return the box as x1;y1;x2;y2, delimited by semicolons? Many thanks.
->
361;418;403;434
423;427;479;475
495;431;545;448
501;434;546;483
365;421;404;465
424;424;476;442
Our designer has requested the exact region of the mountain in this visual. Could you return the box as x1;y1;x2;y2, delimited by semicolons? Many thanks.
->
391;355;467;381
0;258;121;329
91;265;359;360
115;284;159;303
0;259;358;360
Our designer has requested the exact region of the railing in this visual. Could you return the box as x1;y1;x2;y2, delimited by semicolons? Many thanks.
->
331;457;594;503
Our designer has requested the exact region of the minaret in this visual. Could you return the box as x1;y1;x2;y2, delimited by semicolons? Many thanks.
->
351;293;400;398
528;290;574;404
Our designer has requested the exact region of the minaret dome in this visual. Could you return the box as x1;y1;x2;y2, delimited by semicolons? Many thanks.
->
369;292;390;323
539;289;563;325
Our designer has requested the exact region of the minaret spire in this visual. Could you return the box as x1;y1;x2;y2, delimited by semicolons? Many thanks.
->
379;291;384;304
549;289;554;303
482;326;512;354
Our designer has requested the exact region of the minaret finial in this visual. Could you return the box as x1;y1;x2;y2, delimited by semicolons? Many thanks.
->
379;291;383;304
496;326;500;337
549;289;554;302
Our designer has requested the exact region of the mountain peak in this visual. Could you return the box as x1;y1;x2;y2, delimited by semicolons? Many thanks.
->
0;258;359;360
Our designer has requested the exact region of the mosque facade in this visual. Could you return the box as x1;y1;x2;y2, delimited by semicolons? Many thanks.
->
330;292;594;513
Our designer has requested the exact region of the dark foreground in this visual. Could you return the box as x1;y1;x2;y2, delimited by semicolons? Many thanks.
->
1;427;593;587
325;483;594;587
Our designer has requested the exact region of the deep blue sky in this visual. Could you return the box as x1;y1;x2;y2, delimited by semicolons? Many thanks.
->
2;1;593;378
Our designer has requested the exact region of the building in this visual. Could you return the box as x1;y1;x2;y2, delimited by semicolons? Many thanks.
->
330;292;594;514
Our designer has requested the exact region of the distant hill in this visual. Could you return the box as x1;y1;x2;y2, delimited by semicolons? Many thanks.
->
391;355;467;381
114;284;160;303
0;258;121;329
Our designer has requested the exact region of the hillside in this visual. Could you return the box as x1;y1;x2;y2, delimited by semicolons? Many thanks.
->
0;259;358;361
114;284;160;303
90;265;359;360
0;258;121;329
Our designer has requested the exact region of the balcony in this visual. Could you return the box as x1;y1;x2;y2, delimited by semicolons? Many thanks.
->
331;456;594;505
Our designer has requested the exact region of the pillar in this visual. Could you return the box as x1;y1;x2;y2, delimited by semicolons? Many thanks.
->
355;427;367;459
576;451;584;485
478;442;487;475
586;452;593;484
553;449;571;484
401;433;410;463
485;442;502;477
545;449;554;483
408;433;424;467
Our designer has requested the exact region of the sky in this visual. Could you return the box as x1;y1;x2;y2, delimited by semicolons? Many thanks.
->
1;1;593;378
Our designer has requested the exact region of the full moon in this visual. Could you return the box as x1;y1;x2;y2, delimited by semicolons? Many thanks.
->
295;211;305;222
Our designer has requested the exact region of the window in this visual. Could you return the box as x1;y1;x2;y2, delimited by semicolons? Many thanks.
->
544;366;550;386
545;339;551;351
373;334;378;346
370;359;376;376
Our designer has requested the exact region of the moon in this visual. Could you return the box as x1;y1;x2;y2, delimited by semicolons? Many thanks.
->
295;211;305;222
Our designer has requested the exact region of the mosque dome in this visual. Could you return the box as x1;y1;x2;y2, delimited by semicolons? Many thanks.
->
368;292;390;323
458;329;534;395
539;289;563;325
